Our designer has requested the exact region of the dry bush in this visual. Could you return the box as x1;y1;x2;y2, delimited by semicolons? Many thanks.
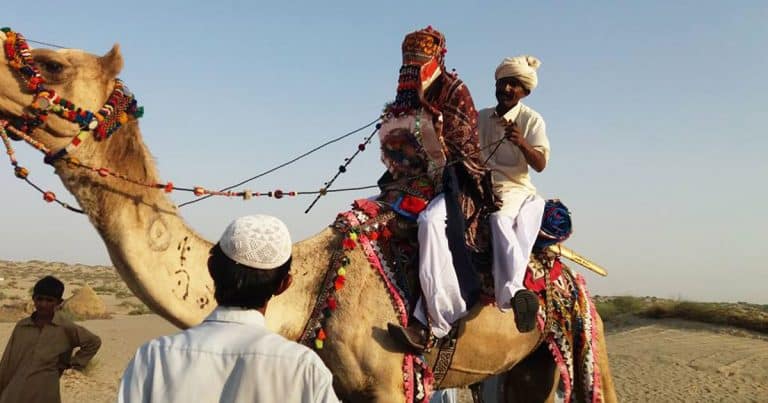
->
642;301;768;334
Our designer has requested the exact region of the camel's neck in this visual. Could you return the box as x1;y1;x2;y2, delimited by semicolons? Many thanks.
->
53;120;216;327
265;228;337;340
50;120;328;333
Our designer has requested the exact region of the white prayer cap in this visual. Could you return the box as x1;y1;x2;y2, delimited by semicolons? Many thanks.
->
494;55;541;91
218;215;292;270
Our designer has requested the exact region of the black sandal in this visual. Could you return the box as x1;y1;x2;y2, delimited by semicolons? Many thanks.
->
512;290;539;333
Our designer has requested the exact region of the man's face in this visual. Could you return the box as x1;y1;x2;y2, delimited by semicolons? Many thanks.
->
33;294;61;316
495;77;529;109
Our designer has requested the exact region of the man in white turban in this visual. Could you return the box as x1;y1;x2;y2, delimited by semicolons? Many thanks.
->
478;55;550;332
118;215;340;403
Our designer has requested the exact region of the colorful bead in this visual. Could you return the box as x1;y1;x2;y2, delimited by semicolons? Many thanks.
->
13;166;28;179
43;191;56;202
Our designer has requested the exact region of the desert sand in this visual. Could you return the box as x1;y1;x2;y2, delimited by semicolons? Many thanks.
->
1;261;767;402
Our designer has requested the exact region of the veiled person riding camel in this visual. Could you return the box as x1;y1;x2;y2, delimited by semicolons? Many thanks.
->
381;27;544;352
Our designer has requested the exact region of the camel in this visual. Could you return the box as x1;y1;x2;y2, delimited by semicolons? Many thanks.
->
0;30;617;402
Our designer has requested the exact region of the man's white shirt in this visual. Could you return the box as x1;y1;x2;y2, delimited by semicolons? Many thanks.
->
478;103;550;215
117;307;340;403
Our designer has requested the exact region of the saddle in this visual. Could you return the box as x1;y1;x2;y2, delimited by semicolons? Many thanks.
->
347;197;570;309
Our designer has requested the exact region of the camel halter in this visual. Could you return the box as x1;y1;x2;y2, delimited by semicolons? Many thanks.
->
0;27;143;163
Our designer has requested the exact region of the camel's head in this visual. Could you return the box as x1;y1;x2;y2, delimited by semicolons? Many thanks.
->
0;28;125;153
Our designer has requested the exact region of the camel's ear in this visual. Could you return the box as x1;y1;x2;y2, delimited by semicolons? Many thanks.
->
100;44;124;79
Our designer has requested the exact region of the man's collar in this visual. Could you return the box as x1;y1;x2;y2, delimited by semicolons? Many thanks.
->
20;311;66;327
493;102;522;123
203;306;266;326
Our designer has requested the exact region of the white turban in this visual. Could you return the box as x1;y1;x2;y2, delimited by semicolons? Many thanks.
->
494;55;541;91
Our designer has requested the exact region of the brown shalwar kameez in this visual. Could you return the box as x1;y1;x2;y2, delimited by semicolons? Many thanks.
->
0;312;101;403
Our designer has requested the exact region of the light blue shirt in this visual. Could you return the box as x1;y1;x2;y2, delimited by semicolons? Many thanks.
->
117;307;339;403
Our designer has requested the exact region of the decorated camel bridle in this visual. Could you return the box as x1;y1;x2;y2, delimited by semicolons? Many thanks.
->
0;28;142;161
0;27;144;210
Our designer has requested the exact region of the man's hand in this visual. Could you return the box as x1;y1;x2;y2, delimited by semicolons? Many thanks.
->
503;121;547;172
504;121;525;147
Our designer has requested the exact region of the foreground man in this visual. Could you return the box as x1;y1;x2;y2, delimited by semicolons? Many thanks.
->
118;215;340;403
0;276;102;403
381;26;494;351
480;55;550;332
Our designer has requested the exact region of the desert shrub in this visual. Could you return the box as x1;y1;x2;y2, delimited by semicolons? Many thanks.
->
641;301;768;334
115;289;134;299
595;296;648;323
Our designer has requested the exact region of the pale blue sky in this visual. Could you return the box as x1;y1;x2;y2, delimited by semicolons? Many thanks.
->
2;1;766;303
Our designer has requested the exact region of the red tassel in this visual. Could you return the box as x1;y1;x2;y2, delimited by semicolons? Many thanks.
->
342;237;356;250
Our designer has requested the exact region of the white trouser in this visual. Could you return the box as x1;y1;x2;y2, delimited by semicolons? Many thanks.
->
413;194;467;338
490;193;545;311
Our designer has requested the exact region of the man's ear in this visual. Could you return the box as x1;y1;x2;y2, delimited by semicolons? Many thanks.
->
274;273;293;296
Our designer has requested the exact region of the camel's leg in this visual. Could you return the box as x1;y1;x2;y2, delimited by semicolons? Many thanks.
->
499;344;559;403
594;313;618;403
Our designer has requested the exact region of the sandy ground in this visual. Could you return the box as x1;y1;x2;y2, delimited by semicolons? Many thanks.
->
606;319;768;402
2;261;767;402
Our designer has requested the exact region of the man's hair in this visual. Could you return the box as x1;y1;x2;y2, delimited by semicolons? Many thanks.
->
33;275;65;300
207;243;291;309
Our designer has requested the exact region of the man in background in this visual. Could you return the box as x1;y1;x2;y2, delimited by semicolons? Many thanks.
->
0;275;102;403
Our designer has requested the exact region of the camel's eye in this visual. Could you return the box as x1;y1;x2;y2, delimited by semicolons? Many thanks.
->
41;60;64;74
